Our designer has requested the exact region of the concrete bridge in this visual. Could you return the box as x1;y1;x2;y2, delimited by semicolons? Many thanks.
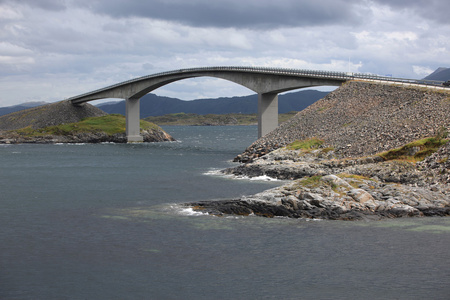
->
67;66;447;142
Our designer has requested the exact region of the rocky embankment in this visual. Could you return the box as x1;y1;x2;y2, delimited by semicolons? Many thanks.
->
187;82;450;220
235;81;450;162
0;101;175;143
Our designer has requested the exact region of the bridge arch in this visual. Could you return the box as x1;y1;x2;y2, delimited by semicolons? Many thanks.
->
68;66;440;142
68;67;349;141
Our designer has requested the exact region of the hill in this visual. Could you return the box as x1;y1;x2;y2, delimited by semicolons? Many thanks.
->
0;101;107;130
423;67;450;81
96;90;329;118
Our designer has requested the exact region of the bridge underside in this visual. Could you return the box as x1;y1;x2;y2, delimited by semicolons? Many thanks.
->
69;69;345;141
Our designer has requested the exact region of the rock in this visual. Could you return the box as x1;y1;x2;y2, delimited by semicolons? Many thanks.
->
347;189;374;203
322;175;353;189
234;82;450;162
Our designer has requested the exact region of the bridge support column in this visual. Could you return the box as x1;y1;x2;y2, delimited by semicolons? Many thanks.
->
126;97;144;143
258;92;278;138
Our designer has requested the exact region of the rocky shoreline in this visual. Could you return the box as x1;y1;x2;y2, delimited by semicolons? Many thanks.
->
0;128;174;144
187;143;450;220
186;82;450;221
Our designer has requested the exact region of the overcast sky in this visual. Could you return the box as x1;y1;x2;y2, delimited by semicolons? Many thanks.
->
0;0;449;106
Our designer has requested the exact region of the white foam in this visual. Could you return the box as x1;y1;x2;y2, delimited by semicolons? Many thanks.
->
177;207;208;216
204;169;279;182
249;175;279;181
203;169;224;176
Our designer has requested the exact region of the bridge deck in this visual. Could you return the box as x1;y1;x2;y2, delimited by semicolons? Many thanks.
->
66;66;448;141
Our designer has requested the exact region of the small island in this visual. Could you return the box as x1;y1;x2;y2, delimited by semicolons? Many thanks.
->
0;101;174;144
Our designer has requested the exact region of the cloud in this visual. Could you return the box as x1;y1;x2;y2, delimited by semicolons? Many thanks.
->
0;0;67;11
76;0;369;29
372;0;450;24
0;0;449;107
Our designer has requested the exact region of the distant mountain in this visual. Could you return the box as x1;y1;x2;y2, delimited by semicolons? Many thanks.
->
96;90;329;118
423;67;450;81
0;101;48;117
0;90;328;118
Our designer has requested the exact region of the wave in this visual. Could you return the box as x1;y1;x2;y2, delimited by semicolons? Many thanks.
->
172;205;209;216
204;169;280;182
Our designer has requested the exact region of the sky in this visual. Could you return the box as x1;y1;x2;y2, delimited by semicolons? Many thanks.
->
0;0;449;107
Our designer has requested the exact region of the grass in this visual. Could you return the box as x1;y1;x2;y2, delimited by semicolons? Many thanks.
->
378;136;448;162
14;114;160;136
295;175;323;188
285;137;324;151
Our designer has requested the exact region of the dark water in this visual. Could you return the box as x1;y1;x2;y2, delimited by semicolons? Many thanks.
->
1;126;449;300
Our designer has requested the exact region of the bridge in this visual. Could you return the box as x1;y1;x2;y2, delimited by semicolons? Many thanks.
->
67;66;448;142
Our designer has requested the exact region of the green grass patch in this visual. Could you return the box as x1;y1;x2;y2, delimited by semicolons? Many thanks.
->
378;137;448;162
285;138;324;151
296;175;323;188
14;114;160;137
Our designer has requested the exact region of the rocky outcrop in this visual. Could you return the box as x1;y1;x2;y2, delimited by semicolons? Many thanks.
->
187;174;449;220
236;81;450;162
189;138;450;220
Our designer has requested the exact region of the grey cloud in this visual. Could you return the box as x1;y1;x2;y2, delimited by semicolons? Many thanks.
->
373;0;450;24
0;0;67;11
77;0;368;29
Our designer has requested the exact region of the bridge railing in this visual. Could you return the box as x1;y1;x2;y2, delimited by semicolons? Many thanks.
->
67;66;448;102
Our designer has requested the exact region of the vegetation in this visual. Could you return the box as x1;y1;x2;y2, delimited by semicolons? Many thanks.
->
13;114;160;136
378;135;448;162
296;175;323;188
144;112;298;126
285;137;324;151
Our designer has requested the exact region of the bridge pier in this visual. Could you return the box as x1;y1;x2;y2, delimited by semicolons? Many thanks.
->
258;92;278;138
126;98;144;142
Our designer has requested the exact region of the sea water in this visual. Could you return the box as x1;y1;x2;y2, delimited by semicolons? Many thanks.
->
0;126;449;299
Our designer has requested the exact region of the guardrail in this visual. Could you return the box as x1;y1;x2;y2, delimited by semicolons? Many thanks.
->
67;66;448;102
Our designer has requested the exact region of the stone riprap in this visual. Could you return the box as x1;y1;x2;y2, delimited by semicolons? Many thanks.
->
235;81;450;162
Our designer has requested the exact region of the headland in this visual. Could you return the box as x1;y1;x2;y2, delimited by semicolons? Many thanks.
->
187;81;450;220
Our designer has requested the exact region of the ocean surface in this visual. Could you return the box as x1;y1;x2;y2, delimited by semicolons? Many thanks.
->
1;125;449;300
